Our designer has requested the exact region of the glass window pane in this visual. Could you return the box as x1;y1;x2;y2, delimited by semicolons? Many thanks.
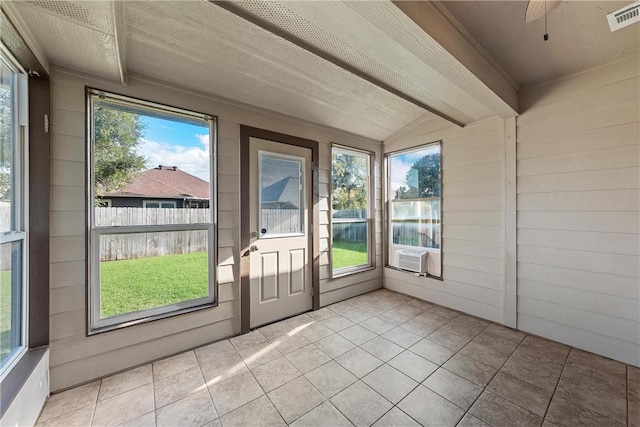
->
331;150;368;219
0;61;15;233
93;100;211;226
0;241;22;367
389;145;440;200
331;147;371;274
388;143;442;277
391;200;441;249
332;222;368;270
259;153;303;237
99;230;209;319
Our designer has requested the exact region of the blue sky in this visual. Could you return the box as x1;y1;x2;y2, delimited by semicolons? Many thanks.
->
389;145;439;194
137;116;211;181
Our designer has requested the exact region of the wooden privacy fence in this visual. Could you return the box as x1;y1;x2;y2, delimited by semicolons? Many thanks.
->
261;208;300;235
333;222;367;242
97;207;304;261
96;207;210;261
100;230;208;262
95;207;210;226
332;209;367;242
392;220;441;249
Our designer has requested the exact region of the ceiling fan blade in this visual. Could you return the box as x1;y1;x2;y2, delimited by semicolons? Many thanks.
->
526;0;562;23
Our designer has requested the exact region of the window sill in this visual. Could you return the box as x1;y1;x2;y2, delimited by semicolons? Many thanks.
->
0;346;48;418
331;265;376;280
88;301;218;336
384;265;444;281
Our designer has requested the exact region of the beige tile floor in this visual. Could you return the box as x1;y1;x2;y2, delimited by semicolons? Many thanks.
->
36;289;639;427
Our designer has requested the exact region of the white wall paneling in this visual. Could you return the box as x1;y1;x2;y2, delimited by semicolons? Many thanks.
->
48;67;382;391
516;56;640;366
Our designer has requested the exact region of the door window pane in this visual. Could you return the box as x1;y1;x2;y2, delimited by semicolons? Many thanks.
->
0;241;22;367
259;153;303;237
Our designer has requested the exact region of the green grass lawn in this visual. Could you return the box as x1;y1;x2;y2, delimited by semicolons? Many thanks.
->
0;270;11;363
332;240;368;270
100;251;209;318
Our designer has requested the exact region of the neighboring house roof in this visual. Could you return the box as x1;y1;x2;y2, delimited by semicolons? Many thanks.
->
261;176;300;209
104;166;210;199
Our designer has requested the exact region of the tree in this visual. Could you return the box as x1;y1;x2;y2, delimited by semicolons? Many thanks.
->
0;86;12;202
331;152;368;213
395;153;440;200
93;103;147;195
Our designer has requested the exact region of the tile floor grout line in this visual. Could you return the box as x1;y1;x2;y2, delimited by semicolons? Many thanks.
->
359;306;466;426
546;352;630;426
89;380;101;427
625;364;629;427
37;290;635;427
195;350;221;424
247;333;333;426
442;323;500;425
290;302;419;426
539;339;571;424
451;326;528;427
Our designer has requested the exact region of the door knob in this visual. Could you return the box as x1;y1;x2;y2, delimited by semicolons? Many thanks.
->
249;245;259;252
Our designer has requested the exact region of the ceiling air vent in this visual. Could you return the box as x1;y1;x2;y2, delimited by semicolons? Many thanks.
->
607;1;640;32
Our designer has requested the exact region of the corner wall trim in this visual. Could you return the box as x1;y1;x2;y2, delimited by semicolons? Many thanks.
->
503;117;517;328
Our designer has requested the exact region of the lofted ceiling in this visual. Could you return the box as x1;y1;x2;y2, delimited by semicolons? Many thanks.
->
4;1;637;140
442;0;640;88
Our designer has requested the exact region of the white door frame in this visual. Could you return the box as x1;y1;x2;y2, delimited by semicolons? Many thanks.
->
239;126;320;334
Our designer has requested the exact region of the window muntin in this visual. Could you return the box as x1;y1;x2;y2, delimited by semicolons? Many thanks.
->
0;54;27;376
88;90;216;332
331;146;372;275
387;143;441;277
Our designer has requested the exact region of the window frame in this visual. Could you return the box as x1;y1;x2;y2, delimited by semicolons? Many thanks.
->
86;88;218;334
385;141;443;279
330;144;375;278
0;47;29;380
143;200;177;209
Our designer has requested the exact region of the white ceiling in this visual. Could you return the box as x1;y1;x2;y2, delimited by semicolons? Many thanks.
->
6;0;639;140
124;1;430;140
442;0;640;88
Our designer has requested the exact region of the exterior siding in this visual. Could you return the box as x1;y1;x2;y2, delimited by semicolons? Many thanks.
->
49;68;381;391
383;117;506;323
516;56;640;366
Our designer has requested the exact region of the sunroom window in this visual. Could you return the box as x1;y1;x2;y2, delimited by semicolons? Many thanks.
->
88;89;216;332
0;52;27;376
387;143;441;277
331;145;373;276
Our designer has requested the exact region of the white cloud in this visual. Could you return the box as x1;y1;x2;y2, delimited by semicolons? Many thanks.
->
196;134;210;149
389;157;413;195
138;134;211;181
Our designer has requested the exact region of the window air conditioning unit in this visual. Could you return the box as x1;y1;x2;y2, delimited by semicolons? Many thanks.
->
394;249;428;274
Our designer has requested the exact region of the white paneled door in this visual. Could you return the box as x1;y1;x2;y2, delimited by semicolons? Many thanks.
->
249;137;313;328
